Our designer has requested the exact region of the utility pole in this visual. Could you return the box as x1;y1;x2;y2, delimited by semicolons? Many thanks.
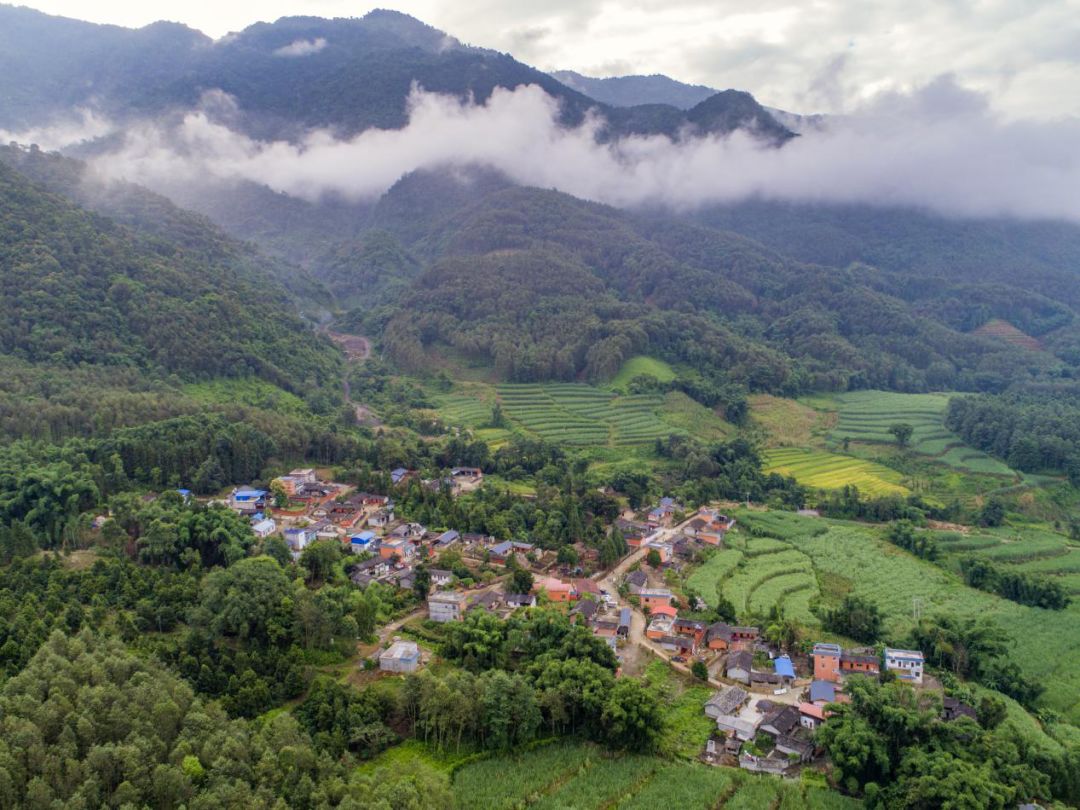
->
912;597;923;623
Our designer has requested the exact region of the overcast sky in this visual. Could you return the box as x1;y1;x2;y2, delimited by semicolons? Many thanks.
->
14;0;1080;119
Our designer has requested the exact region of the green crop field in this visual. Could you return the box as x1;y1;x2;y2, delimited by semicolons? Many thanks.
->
493;383;685;447
451;742;861;809
435;394;493;427
824;390;1017;477
727;510;1080;722
685;549;744;597
763;447;909;496
720;547;819;617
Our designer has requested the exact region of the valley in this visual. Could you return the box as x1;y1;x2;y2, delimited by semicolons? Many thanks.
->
0;5;1078;810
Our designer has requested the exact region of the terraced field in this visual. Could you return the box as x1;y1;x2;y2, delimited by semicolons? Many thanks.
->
730;510;1080;722
451;742;860;809
680;511;1080;725
826;391;1017;476
763;447;909;496
495;383;683;446
720;546;820;620
434;394;492;427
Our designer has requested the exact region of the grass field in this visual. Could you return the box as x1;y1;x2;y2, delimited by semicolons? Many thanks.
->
610;355;677;389
749;394;831;447
824;391;1017;477
764;447;909;497
450;741;861;810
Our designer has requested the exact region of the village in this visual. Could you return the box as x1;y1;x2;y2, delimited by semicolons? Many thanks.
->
219;466;978;783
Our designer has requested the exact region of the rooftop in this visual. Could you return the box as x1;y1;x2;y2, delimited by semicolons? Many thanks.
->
774;656;796;679
380;640;419;660
429;591;465;604
706;686;748;716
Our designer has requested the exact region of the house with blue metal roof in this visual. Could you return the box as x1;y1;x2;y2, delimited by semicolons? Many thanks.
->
773;655;796;682
350;531;376;553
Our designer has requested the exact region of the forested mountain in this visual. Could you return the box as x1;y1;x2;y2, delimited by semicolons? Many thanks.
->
359;170;1073;393
0;151;335;388
0;5;793;144
551;70;719;109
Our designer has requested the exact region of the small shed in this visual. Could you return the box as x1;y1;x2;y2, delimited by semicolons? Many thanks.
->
379;640;420;673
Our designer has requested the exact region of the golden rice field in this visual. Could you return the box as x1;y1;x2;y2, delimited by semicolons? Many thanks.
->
763;447;909;496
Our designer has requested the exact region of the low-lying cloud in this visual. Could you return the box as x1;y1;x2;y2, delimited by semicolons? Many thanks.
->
0;109;114;152
73;79;1080;223
273;37;327;57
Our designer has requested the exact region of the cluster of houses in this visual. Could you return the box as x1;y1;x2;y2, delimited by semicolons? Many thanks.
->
705;686;816;773
617;504;737;567
389;466;484;496
224;468;527;594
423;570;632;658
701;641;933;775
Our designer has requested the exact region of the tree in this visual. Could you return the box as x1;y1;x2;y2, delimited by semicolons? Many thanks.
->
977;695;1007;730
413;564;432;600
191;455;226;495
557;545;579;565
646;548;662;568
198;556;292;642
510;567;535;595
270;479;289;508
263;534;293;568
979;497;1006;527
299;540;341;584
691;660;709;681
600;679;663;752
889;423;914;448
822;594;883;643
816;711;891;794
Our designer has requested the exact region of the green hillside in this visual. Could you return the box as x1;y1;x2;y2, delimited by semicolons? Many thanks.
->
0;157;338;390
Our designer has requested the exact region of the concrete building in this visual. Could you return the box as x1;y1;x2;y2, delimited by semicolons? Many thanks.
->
379;640;420;673
885;648;925;684
812;642;842;683
428;591;466;623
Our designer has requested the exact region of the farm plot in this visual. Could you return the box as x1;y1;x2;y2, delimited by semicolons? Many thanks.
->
452;743;594;810
614;762;739;810
764;447;909;497
434;394;492;427
685;549;744;597
721;548;817;616
451;743;863;809
743;536;792;556
495;383;682;447
746;571;818;621
531;755;661;810
449;747;859;807
774;517;1080;722
826;390;1016;476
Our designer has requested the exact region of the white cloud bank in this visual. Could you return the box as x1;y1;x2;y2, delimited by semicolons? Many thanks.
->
273;38;327;57
82;79;1080;222
0;109;114;151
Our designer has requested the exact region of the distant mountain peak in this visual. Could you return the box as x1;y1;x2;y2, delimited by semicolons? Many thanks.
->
552;70;718;110
358;8;463;52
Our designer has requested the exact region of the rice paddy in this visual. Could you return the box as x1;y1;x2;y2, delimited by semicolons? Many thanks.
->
763;447;909;497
